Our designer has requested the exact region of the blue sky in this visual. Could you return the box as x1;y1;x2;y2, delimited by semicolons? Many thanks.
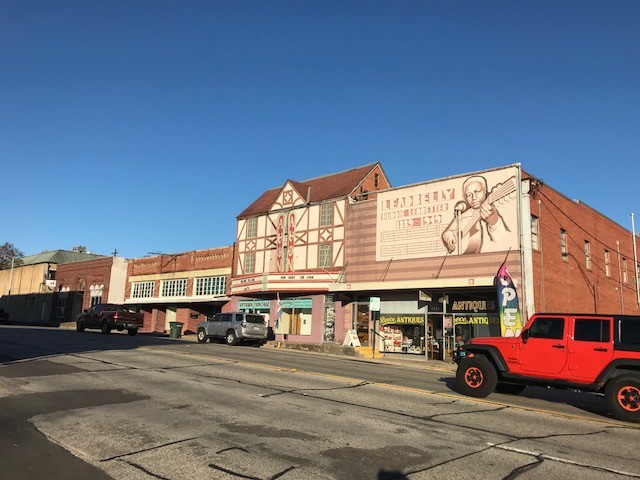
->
2;1;639;259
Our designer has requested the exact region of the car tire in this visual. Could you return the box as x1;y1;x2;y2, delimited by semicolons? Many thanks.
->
495;382;526;395
127;328;138;336
605;375;640;423
101;321;111;334
197;329;208;343
76;320;85;332
225;330;239;346
456;356;498;398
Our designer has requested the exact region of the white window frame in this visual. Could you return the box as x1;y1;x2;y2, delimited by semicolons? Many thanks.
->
194;276;227;296
319;243;332;268
584;240;591;270
132;281;155;298
605;250;610;277
89;284;104;306
246;217;257;238
320;203;333;227
161;278;188;297
90;292;101;307
560;229;568;261
531;215;539;251
245;252;256;274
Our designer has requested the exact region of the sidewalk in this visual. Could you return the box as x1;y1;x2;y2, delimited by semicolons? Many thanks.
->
56;323;458;374
256;339;457;372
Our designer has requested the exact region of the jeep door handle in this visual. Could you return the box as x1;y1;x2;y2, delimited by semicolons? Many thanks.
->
593;347;608;352
552;345;565;349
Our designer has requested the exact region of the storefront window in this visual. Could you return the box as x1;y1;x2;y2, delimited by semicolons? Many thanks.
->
271;298;312;336
379;313;425;355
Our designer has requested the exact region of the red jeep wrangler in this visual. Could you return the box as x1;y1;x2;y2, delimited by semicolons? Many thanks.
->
455;313;640;423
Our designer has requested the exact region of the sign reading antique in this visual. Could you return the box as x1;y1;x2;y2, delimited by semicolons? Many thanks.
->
454;316;499;326
380;314;424;326
376;166;520;260
449;299;498;314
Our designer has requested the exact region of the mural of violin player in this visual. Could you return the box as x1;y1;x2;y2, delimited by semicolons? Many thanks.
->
441;175;517;255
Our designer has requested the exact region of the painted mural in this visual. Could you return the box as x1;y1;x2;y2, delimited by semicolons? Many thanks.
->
376;166;520;261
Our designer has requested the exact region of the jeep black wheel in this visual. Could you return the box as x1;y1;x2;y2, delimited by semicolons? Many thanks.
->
197;329;208;343
101;321;111;334
495;382;526;395
456;356;498;398
225;330;238;346
76;320;85;332
606;375;640;423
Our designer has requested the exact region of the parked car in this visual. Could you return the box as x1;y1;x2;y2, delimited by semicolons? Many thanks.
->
0;308;8;323
77;303;144;336
455;313;640;423
197;312;268;345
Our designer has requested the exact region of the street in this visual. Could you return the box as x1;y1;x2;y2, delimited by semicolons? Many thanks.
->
1;326;639;479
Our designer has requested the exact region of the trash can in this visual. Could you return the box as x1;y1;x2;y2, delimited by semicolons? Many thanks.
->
169;322;184;339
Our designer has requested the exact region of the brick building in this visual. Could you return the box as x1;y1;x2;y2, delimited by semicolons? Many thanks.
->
55;256;129;323
124;246;233;334
328;164;640;358
0;248;106;324
527;175;640;315
231;162;640;359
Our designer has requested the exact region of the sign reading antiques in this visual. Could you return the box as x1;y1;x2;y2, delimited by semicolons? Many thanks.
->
380;314;425;326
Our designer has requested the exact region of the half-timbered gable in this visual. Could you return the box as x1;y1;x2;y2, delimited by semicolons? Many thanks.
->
232;162;391;291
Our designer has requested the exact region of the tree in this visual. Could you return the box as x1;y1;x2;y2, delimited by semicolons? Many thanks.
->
0;243;24;270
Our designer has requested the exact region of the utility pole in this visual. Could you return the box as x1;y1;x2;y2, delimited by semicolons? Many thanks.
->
6;257;15;313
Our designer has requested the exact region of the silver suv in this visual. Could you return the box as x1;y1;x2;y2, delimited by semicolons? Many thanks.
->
196;312;268;345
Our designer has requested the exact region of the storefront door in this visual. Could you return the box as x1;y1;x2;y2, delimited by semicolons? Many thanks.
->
355;302;370;346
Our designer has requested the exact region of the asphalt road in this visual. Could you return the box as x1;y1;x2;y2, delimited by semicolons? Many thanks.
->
1;326;639;479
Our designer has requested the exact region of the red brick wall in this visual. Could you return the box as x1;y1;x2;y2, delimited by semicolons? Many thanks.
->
528;177;640;315
56;257;114;311
351;164;392;202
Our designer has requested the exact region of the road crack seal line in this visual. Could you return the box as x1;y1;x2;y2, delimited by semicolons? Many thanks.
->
208;463;298;480
502;457;543;480
208;463;262;479
217;446;249;454
100;436;199;462
120;460;172;480
487;442;640;478
258;381;370;398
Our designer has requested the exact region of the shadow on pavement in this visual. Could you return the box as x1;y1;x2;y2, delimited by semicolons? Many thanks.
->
439;375;612;421
0;325;180;364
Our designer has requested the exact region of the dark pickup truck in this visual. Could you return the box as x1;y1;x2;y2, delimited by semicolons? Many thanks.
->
0;308;8;323
76;303;144;336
